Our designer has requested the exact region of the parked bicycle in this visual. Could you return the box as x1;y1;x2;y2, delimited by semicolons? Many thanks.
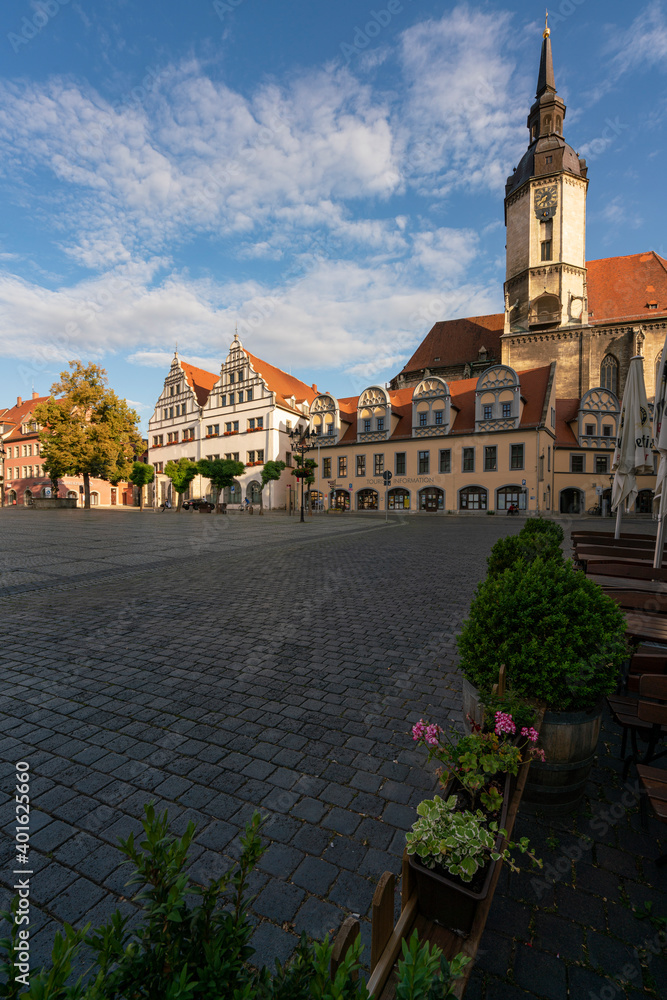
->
587;503;601;516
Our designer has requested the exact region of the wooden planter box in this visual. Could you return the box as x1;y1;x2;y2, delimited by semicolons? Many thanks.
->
408;774;512;935
329;706;544;999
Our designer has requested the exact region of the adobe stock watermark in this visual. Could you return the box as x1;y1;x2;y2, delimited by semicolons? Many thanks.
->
213;0;249;22
8;0;74;54
530;780;640;900
582;118;628;163
340;0;416;63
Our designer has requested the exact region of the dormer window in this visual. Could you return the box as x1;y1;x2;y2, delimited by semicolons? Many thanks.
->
377;417;385;431
419;413;428;427
364;419;371;432
502;403;511;418
585;424;595;436
483;405;493;420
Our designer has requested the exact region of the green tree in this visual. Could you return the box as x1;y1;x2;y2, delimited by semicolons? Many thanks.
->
164;459;198;511
259;459;286;513
196;458;245;509
129;462;155;511
34;362;143;510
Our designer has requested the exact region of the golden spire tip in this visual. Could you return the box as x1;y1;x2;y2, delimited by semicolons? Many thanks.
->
544;9;550;38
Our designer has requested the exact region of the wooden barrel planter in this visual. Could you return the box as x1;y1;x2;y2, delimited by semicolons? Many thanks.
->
522;703;603;815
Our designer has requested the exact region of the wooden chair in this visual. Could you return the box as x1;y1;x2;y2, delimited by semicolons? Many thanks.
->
636;764;667;866
607;675;667;778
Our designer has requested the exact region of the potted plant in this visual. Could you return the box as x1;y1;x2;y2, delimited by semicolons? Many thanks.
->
457;556;628;813
411;715;543;814
405;794;540;933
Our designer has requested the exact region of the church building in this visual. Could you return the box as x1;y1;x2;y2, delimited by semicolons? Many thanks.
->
392;23;667;407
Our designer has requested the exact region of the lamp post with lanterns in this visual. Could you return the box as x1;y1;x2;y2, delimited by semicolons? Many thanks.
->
289;425;317;523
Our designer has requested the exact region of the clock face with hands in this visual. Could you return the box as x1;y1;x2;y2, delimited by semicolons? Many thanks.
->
534;185;557;219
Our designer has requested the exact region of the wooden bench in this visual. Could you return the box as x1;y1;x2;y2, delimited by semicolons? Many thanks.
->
636;764;667;866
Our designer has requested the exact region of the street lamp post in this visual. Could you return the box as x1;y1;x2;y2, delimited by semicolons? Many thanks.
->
289;425;317;523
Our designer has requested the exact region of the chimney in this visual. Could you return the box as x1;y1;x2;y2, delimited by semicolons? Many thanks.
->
17;396;22;407
312;384;318;392
32;391;39;399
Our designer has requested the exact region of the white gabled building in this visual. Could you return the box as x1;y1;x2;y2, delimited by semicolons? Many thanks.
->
147;335;319;508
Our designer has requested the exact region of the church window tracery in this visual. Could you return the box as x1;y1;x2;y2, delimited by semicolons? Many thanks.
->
600;355;619;395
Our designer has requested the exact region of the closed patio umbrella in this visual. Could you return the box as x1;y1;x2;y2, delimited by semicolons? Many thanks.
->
653;337;667;566
611;355;652;540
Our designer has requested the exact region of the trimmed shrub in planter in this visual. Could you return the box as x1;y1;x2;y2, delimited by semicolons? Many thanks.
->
520;517;564;545
486;531;563;578
457;557;627;712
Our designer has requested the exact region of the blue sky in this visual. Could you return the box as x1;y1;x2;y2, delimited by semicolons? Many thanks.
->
0;0;666;431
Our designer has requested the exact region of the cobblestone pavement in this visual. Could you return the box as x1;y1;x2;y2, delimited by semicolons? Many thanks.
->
0;509;666;999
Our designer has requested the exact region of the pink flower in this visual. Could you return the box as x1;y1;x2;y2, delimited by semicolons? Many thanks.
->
532;748;546;762
424;724;441;747
521;727;540;743
412;720;426;741
494;711;516;735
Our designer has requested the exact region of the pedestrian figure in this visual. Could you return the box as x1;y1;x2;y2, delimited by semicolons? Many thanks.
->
160;498;172;512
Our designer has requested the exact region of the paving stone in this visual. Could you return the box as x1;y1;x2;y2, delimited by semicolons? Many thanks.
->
533;912;584;961
322;807;361;836
587;930;637;974
512;943;567;1000
476;928;513;977
293;896;343;940
292;857;338;895
258;842;304;879
291;797;327;824
249;921;298;971
197;820;236;852
254;880;305;923
328;871;374;916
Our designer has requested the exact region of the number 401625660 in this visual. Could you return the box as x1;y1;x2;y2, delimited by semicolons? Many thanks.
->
15;761;30;865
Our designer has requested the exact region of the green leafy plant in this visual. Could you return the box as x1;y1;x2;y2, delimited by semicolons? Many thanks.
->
394;930;470;1000
0;805;471;1000
405;796;540;883
457;557;628;711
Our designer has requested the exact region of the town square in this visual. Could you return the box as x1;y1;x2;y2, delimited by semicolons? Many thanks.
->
1;0;667;996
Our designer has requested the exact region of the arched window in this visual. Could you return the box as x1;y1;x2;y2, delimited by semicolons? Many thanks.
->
388;487;410;510
459;486;487;511
246;481;261;503
496;486;527;511
90;492;99;506
555;115;562;134
330;489;350;511
357;489;378;510
600;355;619;395
419;487;444;511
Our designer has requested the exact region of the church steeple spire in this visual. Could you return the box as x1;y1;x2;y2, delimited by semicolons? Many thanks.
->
526;19;566;145
536;13;555;97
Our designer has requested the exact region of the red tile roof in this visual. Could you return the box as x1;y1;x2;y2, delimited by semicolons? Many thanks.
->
245;351;318;412
1;396;50;441
399;252;667;375
587;251;667;324
399;314;504;376
554;399;580;447
180;362;219;407
333;367;553;443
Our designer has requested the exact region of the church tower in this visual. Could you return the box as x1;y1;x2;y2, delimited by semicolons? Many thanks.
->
503;19;589;344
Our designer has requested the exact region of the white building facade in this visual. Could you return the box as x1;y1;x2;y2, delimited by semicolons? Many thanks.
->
147;336;317;508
